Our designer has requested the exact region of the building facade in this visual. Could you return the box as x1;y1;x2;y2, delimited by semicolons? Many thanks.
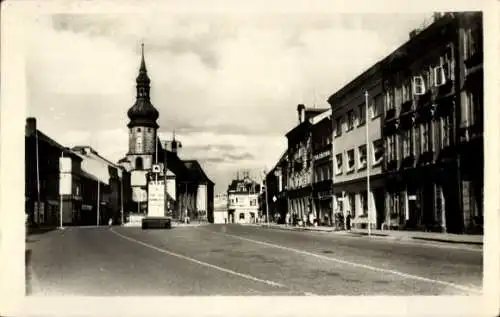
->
285;105;328;224
328;65;385;230
381;12;483;234
265;151;288;224
25;118;129;227
311;109;333;226
227;173;260;224
118;44;215;223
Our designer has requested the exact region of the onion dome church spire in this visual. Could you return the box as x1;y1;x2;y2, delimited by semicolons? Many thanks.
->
127;43;159;129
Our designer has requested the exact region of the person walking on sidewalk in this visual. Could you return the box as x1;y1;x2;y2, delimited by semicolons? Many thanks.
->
346;213;351;231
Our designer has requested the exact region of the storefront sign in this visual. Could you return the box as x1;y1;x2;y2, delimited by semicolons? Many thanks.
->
59;173;72;195
314;150;331;161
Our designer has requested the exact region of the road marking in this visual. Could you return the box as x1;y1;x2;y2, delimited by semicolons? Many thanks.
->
110;229;290;290
204;229;482;295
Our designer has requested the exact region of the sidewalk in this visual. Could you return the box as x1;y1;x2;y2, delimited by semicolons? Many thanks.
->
250;223;483;246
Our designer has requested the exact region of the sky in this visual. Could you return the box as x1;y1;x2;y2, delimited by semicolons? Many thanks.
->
25;9;433;194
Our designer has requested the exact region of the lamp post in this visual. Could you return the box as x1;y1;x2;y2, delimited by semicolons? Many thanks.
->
263;170;269;226
59;151;64;229
365;90;371;237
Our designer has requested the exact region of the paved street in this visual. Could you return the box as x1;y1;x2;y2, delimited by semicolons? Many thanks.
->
26;224;482;296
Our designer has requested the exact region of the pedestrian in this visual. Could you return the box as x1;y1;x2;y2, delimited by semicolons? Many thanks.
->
108;218;113;226
346;213;351;231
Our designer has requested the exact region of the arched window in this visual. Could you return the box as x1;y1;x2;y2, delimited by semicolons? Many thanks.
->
136;157;143;170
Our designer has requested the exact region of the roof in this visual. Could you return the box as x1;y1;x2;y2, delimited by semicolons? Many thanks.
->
32;130;82;161
183;160;215;185
310;109;332;125
227;177;261;193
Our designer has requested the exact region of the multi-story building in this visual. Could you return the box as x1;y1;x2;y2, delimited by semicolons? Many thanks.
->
25;118;131;227
265;150;288;223
118;44;214;223
311;109;333;226
213;192;228;224
286;104;329;223
72;146;131;225
381;12;483;234
227;172;260;224
25;118;84;227
328;63;386;230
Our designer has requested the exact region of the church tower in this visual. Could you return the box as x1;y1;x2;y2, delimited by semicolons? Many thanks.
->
126;43;159;171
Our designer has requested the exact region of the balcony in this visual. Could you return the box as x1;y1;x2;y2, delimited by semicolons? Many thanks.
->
385;108;396;121
399;112;416;129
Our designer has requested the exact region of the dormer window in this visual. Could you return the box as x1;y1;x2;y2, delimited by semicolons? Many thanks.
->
137;128;141;132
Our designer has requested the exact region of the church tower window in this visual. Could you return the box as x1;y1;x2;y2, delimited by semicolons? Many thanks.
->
136;157;143;170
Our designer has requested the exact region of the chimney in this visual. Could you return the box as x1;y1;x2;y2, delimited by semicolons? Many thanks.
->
26;117;37;136
433;12;442;22
297;104;305;123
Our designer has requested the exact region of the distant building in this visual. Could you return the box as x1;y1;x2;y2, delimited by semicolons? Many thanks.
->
227;172;261;224
213;193;228;224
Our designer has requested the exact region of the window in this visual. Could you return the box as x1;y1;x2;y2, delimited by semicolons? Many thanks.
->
441;115;452;148
346;149;355;171
239;213;245;220
148;128;152;132
464;91;481;127
464;27;481;60
250;199;256;206
359;191;368;215
413;126;421;155
444;44;455;81
402;129;412;158
137;128;141;132
335;117;342;136
358;145;367;169
335;153;343;175
346;111;354;131
385;90;395;111
347;193;356;217
371;94;383;118
402;81;412;103
387;135;397;162
136;137;143;153
412;75;426;95
135;157;143;170
357;104;365;126
372;139;384;165
433;62;447;87
420;123;431;153
230;199;234;204
235;197;239;203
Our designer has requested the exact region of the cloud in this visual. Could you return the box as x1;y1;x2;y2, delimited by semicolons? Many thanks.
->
26;11;431;193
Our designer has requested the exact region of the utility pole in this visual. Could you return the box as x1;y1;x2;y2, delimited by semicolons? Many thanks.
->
120;173;124;225
365;90;371;237
97;179;100;227
59;151;64;229
263;169;269;226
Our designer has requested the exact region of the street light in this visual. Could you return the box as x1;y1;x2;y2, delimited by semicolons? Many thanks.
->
263;169;269;226
365;90;371;237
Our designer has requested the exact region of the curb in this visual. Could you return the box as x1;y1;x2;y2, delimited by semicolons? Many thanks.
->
257;224;483;246
410;236;483;246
